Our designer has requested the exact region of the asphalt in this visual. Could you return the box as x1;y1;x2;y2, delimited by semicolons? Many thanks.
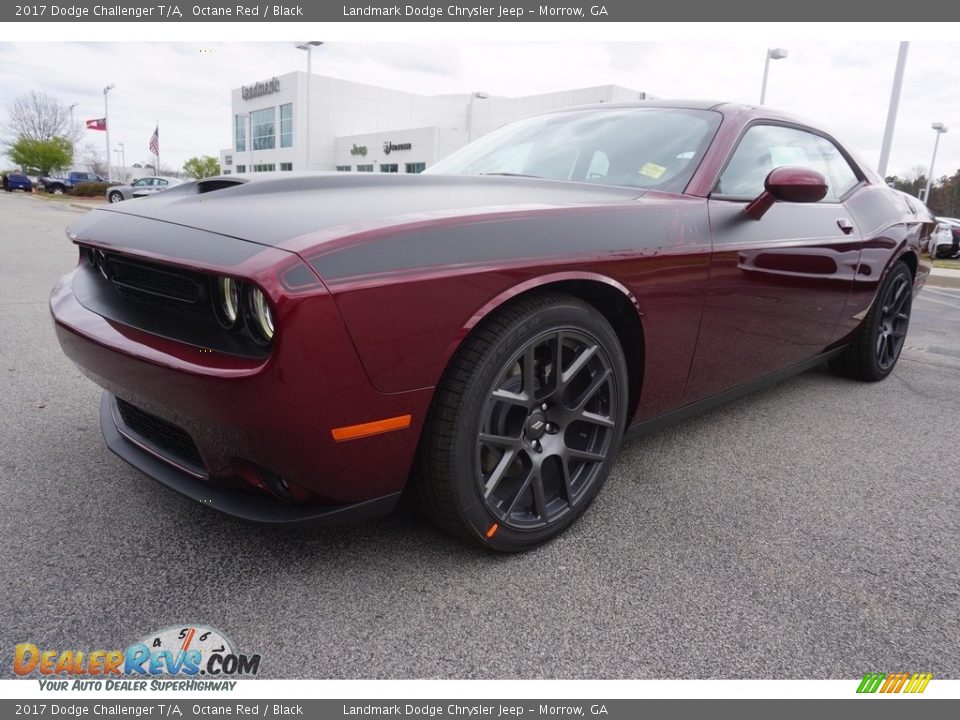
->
1;190;958;679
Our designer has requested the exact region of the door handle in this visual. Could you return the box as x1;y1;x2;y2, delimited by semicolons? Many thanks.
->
837;218;855;235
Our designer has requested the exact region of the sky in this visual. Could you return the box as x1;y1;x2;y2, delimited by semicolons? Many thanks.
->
0;41;957;180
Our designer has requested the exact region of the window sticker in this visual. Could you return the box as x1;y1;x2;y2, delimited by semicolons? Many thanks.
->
639;162;667;179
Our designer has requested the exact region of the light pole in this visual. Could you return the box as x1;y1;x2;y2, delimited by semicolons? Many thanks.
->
922;123;948;204
466;91;490;142
103;84;115;181
877;42;910;179
759;48;788;105
296;41;323;171
237;111;253;172
68;102;78;140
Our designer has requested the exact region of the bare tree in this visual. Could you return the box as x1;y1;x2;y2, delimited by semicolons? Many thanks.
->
81;143;108;177
5;91;78;144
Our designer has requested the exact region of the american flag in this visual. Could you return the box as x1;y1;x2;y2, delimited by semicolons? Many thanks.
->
85;118;106;131
148;126;159;156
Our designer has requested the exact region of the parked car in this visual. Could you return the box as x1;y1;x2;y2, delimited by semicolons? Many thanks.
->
39;171;109;194
2;172;33;192
50;101;933;551
932;217;960;259
106;176;183;203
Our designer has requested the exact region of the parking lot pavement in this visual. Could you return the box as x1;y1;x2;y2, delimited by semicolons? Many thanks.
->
1;189;958;679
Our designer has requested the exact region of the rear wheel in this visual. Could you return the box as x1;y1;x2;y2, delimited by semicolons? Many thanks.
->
412;293;629;551
830;261;913;381
108;191;123;203
50;185;65;195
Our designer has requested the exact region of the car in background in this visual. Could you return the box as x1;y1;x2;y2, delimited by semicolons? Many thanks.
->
106;176;182;203
932;217;960;258
39;171;110;194
2;172;33;192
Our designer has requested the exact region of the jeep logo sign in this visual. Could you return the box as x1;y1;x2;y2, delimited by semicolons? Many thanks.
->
242;77;280;100
382;141;412;155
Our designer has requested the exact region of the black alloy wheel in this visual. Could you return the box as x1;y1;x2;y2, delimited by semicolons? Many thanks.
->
477;328;618;530
412;293;629;551
830;260;913;382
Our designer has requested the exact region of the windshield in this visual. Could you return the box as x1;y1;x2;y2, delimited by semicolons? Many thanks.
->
426;107;722;193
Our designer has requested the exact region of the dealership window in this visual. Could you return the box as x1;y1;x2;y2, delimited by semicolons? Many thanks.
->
405;162;426;174
252;163;276;172
234;115;246;152
235;164;246;173
223;170;231;175
280;163;293;171
251;107;276;150
356;164;373;172
336;165;352;172
380;163;398;173
280;103;293;148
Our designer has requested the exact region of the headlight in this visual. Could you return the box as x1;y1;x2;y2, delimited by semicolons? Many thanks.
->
248;286;274;343
217;276;241;327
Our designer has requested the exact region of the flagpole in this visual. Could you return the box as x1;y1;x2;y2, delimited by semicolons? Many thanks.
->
155;121;159;176
103;85;115;181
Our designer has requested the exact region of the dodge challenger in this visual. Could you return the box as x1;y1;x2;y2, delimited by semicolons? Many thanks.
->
50;101;933;551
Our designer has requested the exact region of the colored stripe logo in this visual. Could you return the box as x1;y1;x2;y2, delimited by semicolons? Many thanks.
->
857;672;933;694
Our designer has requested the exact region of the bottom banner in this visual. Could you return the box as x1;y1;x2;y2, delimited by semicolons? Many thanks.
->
1;700;957;719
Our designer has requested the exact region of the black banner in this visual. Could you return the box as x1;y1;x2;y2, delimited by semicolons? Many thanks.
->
3;0;960;22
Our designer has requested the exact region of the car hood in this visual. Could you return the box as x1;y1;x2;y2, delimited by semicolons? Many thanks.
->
89;173;647;248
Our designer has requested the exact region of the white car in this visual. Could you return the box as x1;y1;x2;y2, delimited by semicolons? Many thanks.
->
106;176;182;204
933;217;960;259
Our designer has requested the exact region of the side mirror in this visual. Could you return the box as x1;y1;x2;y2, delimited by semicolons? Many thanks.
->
744;167;828;220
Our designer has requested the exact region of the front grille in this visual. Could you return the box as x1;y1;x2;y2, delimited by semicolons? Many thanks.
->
115;397;204;469
104;254;212;319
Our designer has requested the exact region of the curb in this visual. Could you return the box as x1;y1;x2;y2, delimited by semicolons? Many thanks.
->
927;274;960;290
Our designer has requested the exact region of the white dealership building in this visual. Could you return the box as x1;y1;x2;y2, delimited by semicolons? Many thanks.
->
219;71;648;175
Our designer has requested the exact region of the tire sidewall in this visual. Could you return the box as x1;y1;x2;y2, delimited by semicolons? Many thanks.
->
448;301;629;551
866;262;913;380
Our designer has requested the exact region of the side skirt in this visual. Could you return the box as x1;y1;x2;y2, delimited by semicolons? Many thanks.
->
624;346;848;441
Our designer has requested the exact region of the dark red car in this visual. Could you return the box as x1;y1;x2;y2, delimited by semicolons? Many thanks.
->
50;101;933;551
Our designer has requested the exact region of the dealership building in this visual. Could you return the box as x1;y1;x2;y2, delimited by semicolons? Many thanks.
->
219;71;648;175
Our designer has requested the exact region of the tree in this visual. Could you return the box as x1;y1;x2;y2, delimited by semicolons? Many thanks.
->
7;136;72;175
182;155;221;179
5;91;78;144
81;143;108;177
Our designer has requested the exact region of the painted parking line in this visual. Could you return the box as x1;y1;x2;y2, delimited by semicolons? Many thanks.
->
916;294;960;311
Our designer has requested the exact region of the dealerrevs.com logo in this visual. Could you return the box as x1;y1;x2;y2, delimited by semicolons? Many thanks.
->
14;625;261;691
856;672;933;694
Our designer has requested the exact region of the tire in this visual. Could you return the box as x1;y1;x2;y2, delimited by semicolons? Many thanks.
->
108;191;123;203
830;261;913;382
411;293;629;551
50;185;64;195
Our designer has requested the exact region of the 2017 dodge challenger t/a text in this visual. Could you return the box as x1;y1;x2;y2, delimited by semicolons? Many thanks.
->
50;101;932;551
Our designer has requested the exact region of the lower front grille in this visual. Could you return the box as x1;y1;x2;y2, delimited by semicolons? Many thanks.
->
115;397;204;470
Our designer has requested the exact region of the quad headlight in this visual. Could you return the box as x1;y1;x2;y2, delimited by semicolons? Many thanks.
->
247;286;275;343
217;276;242;326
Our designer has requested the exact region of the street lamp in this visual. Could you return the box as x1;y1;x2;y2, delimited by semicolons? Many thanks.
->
466;91;490;142
759;48;787;105
922;122;948;204
68;102;78;139
877;42;910;179
296;41;323;171
236;111;253;172
103;84;115;181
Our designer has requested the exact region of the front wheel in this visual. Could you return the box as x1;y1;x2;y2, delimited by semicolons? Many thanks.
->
108;191;123;203
830;261;913;381
50;185;64;195
412;293;629;551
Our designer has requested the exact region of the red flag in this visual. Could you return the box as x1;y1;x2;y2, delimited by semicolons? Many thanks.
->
85;118;106;131
149;126;159;156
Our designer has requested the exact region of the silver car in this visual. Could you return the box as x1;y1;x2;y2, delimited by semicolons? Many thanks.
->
933;217;960;259
106;176;182;204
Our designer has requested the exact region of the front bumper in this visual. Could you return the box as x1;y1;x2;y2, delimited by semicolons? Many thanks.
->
100;392;400;527
51;260;434;520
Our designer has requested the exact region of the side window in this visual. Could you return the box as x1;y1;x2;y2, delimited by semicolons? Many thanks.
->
716;125;859;202
158;179;168;186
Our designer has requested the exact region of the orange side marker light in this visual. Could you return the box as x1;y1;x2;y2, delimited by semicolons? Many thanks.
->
485;523;499;538
331;414;412;442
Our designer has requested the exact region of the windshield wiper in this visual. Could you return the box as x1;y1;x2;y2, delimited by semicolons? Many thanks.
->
477;172;542;179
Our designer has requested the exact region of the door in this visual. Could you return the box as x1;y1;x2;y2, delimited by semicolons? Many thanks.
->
683;123;864;403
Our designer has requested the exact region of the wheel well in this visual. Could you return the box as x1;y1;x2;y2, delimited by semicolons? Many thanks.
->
494;280;644;421
900;251;917;279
